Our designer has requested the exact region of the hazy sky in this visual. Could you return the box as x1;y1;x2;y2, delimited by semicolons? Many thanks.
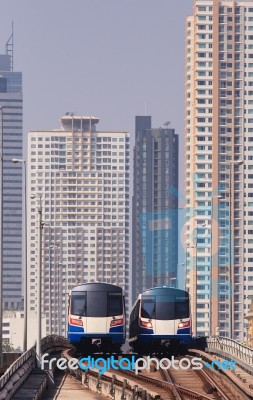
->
0;0;193;190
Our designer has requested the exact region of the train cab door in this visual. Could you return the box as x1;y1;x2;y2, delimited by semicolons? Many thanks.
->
86;291;107;333
155;295;176;335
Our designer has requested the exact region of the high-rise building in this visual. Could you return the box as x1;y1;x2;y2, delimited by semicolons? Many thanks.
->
0;31;23;310
132;116;178;303
185;0;253;341
27;115;130;337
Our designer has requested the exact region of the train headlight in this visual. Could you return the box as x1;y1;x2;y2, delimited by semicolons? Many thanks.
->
178;320;190;329
70;317;83;327
140;319;153;329
110;318;124;327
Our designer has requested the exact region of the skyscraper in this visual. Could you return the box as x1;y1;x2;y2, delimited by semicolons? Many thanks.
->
0;30;23;310
27;115;130;337
132;116;178;303
185;0;253;340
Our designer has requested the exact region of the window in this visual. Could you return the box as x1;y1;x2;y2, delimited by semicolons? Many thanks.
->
141;294;189;321
71;292;86;316
108;292;123;316
141;296;155;319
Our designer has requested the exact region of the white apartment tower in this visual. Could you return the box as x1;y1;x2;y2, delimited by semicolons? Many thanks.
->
185;0;253;341
27;115;130;337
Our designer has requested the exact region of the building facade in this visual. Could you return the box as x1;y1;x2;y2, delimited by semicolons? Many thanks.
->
27;115;130;337
3;310;46;350
132;116;178;303
0;43;23;310
185;0;253;340
245;299;253;347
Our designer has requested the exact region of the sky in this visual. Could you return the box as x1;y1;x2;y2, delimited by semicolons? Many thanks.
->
0;0;193;192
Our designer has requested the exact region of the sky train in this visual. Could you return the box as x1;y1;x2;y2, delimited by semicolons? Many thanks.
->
129;286;192;353
68;282;126;353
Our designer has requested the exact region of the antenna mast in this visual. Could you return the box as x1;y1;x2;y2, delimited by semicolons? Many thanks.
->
5;22;14;71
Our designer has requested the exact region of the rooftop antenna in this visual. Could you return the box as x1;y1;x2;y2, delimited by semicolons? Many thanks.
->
144;101;147;116
5;22;14;71
164;121;171;128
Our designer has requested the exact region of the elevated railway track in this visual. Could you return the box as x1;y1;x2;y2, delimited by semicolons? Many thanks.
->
1;335;253;399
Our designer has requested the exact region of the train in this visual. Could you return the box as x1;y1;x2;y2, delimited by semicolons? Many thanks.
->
67;282;126;353
129;286;192;354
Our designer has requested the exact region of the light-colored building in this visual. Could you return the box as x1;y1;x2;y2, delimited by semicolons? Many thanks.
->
245;300;253;347
185;0;253;341
3;311;46;350
27;115;130;339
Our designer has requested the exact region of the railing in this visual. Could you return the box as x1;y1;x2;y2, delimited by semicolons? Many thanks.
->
0;346;35;392
0;334;70;399
206;336;253;373
40;334;70;354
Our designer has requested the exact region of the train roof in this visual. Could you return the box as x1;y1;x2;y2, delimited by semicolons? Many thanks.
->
71;282;123;292
142;286;189;296
131;286;189;310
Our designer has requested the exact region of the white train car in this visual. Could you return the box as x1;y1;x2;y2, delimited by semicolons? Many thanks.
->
68;282;126;353
129;286;192;354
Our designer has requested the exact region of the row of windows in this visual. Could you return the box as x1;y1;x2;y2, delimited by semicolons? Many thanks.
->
31;136;129;142
31;172;128;178
33;180;128;185
31;165;129;171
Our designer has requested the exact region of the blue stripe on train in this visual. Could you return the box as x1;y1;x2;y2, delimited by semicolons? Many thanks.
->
177;327;191;335
67;323;125;345
68;333;125;344
109;325;124;333
68;324;84;332
68;324;124;334
139;327;154;335
138;334;192;344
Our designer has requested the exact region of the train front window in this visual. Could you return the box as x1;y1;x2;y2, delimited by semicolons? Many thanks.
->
141;296;155;319
108;292;123;316
156;296;174;320
156;295;189;320
71;292;87;316
87;291;107;317
175;296;189;319
71;290;123;318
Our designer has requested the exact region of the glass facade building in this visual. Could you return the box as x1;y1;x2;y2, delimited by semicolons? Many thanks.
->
0;54;23;310
132;116;179;303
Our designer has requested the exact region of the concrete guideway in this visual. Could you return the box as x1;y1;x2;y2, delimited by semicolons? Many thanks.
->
0;335;71;399
190;348;253;399
46;372;107;400
2;335;253;399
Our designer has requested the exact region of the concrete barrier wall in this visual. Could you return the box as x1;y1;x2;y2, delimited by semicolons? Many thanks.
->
0;353;22;376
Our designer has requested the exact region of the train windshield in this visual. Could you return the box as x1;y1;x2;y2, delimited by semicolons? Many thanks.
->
71;291;122;317
108;292;123;316
141;294;189;320
141;296;156;319
71;292;87;316
156;295;189;320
